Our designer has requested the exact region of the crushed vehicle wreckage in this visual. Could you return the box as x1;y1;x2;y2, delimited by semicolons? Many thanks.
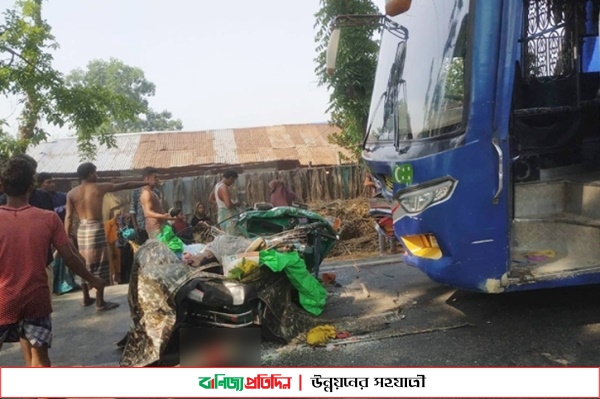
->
119;206;340;367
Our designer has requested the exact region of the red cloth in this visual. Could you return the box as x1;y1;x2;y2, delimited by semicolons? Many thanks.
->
172;219;189;234
269;179;296;207
0;205;69;324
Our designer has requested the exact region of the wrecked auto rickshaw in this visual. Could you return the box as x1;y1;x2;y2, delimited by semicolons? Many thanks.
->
119;206;339;367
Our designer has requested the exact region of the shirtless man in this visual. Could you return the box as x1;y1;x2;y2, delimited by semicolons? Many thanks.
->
65;162;147;310
139;167;172;239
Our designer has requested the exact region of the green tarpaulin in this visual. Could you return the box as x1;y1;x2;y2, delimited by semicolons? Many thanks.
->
259;249;327;316
157;225;184;253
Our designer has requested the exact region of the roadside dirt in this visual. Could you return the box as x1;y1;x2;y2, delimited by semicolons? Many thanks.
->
310;197;394;260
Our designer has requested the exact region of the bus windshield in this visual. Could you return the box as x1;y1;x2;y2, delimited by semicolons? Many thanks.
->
366;0;470;145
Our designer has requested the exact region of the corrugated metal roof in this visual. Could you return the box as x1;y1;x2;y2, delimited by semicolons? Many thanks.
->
212;129;238;164
266;125;292;148
28;134;142;174
131;131;216;169
28;123;347;174
273;147;298;161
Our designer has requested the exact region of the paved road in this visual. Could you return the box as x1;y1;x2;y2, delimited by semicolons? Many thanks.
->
0;255;407;367
267;262;600;367
2;256;599;399
2;255;599;369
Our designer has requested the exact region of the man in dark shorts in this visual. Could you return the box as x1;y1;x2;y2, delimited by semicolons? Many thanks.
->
0;156;104;367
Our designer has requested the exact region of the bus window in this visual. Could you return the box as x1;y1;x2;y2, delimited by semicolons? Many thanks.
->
365;0;470;150
366;92;395;143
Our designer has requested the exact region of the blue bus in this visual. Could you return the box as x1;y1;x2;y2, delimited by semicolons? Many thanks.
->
328;0;600;292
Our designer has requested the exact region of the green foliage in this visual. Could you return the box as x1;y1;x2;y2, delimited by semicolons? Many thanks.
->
66;58;183;134
444;57;464;101
314;0;380;161
0;0;143;160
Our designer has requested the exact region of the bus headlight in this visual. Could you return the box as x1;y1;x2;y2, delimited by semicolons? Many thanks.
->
394;177;457;218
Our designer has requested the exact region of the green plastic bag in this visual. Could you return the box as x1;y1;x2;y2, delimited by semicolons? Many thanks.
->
157;224;184;253
259;249;327;316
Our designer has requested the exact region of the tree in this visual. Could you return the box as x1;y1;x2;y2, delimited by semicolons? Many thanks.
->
444;57;465;103
314;0;381;161
0;0;143;160
66;58;183;134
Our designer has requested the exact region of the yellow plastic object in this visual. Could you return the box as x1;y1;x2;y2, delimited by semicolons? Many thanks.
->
306;325;337;346
228;258;259;280
245;237;266;252
400;234;442;260
239;258;259;275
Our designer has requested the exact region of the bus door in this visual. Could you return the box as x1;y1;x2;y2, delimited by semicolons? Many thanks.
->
506;0;600;290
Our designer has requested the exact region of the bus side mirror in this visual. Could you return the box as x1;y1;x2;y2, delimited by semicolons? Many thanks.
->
385;0;412;16
326;28;341;75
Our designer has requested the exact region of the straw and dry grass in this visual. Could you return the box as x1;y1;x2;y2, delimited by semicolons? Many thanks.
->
311;198;380;259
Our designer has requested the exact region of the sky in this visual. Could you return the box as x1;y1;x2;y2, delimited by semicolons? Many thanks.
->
0;0;382;139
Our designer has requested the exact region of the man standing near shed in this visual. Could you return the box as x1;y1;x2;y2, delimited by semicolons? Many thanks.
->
38;173;67;222
139;168;172;239
209;169;240;235
129;167;163;244
38;172;78;295
65;162;147;310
